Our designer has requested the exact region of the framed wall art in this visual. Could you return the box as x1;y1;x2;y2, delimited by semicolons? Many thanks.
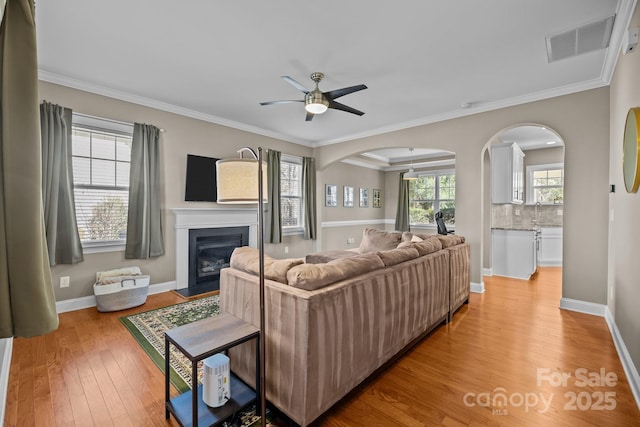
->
325;184;338;207
343;186;354;207
372;188;382;208
359;188;368;207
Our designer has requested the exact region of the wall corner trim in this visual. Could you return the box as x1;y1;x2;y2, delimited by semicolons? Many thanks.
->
0;337;13;426
558;297;606;316
605;307;640;411
470;281;485;294
55;281;177;314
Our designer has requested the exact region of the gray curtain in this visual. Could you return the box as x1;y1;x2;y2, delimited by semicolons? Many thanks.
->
125;123;164;259
266;149;282;243
395;172;410;231
40;101;84;266
0;0;59;338
302;156;317;240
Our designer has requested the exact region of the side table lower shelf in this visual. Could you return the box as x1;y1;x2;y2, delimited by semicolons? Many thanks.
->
166;373;256;427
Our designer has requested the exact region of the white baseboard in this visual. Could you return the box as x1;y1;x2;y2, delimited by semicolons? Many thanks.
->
470;281;485;293
55;281;177;314
605;307;640;411
538;261;562;267
482;268;493;276
559;297;606;316
0;337;13;427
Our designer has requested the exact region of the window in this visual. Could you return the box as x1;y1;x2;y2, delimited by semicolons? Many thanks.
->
280;155;303;231
71;114;133;250
409;170;455;226
526;163;564;204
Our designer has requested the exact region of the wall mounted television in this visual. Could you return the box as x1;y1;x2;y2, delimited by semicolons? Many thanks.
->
184;154;219;202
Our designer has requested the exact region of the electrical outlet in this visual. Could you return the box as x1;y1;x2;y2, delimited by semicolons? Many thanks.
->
347;237;355;244
60;276;70;288
557;209;563;216
284;246;289;254
515;209;521;216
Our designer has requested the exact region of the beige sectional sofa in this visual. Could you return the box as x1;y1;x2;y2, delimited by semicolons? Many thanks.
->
220;228;470;426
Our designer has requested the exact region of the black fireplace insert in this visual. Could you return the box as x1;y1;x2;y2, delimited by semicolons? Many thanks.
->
184;226;249;297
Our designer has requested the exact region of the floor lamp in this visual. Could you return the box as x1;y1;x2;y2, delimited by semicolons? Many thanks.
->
216;147;269;427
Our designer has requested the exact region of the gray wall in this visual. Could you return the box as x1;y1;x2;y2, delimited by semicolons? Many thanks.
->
609;5;640;376
317;161;386;250
40;81;313;301
314;88;610;301
523;146;564;167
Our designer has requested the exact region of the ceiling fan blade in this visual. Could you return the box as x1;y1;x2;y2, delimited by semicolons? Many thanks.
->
328;100;365;116
305;112;314;122
282;76;310;94
260;100;303;106
325;84;367;100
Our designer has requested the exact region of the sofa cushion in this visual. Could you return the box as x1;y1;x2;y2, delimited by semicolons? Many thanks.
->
401;231;439;242
358;228;403;253
436;234;465;248
376;247;420;267
287;253;384;291
305;249;360;264
397;238;443;256
230;247;303;284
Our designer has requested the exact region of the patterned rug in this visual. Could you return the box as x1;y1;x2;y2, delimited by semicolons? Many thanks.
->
120;295;268;426
120;295;221;392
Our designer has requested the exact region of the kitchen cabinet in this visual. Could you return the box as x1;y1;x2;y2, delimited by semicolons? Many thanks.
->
538;227;562;266
492;142;525;204
492;228;537;279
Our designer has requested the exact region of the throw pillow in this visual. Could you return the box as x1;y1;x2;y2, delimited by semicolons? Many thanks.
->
358;227;403;253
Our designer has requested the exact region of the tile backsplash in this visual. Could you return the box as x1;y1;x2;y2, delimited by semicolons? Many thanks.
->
492;203;563;229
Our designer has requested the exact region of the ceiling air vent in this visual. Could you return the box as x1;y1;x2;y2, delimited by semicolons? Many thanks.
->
546;14;615;62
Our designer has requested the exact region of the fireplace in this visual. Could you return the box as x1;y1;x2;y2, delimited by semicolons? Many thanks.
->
183;226;249;296
171;208;258;295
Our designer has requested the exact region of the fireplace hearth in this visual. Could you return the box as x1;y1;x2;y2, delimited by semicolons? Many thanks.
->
177;226;249;297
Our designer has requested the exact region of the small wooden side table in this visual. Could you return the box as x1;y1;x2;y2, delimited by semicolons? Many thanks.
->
164;313;260;427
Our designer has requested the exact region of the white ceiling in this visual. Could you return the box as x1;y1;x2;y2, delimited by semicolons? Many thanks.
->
36;0;629;153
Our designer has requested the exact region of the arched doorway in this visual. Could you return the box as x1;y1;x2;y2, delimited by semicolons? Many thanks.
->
482;124;565;283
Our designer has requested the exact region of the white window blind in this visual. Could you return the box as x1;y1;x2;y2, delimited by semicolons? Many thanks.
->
71;115;133;247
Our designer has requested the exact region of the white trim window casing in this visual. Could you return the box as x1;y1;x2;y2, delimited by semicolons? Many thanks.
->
71;113;134;253
409;169;456;226
280;154;304;235
526;163;564;205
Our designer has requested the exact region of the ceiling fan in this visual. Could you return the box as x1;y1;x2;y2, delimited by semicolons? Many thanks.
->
260;72;367;121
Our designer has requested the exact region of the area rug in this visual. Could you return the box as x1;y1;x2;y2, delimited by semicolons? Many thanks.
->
120;295;222;393
120;295;272;426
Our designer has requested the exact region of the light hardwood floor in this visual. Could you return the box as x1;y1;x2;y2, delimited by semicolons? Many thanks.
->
4;268;640;426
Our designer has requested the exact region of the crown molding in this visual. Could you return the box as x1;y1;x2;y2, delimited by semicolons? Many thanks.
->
340;158;385;171
316;77;609;147
601;0;637;84
38;70;315;148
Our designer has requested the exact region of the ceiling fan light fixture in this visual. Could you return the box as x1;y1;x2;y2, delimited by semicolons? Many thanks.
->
305;91;329;114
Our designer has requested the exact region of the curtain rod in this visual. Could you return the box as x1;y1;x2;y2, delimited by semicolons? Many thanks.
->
73;112;165;132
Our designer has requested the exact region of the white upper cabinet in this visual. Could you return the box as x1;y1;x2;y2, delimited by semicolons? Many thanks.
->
492;142;525;204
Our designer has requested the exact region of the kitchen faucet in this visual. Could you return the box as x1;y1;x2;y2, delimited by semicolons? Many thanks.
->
533;201;541;226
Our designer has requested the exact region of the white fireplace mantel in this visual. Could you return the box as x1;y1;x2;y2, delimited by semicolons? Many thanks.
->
171;208;258;289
